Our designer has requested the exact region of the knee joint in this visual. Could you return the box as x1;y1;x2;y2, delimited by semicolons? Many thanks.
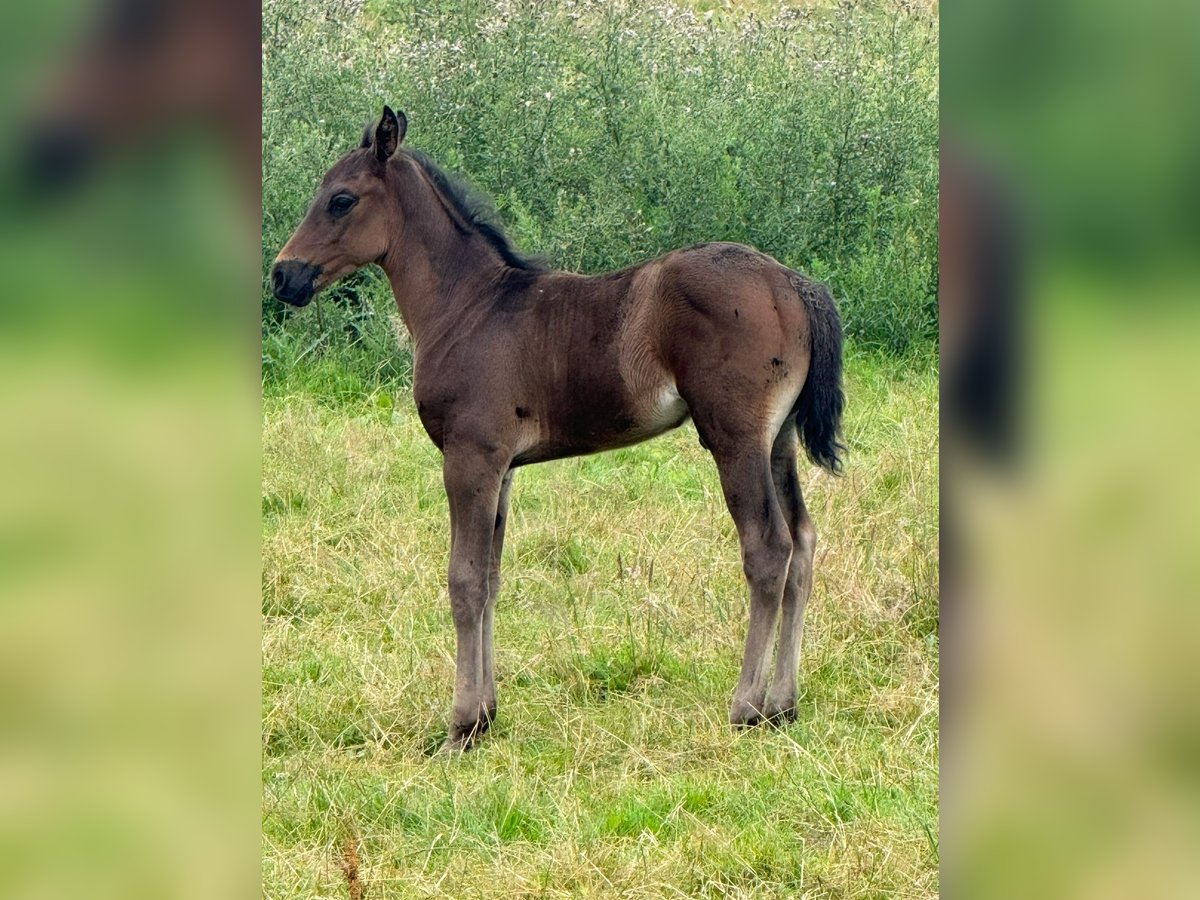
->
449;571;488;615
743;527;793;587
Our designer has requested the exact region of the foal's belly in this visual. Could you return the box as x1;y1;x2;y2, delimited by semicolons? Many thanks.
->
513;382;690;466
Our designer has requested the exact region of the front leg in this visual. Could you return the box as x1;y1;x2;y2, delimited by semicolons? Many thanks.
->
481;470;513;721
442;445;508;752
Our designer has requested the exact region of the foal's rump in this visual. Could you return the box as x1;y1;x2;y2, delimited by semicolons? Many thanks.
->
645;243;842;465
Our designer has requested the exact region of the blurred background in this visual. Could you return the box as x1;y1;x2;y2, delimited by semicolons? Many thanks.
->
943;0;1200;896
0;0;260;896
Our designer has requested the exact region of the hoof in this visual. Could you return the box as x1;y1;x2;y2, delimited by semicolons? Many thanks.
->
763;704;798;726
729;699;767;729
762;689;798;724
441;707;495;753
439;734;474;755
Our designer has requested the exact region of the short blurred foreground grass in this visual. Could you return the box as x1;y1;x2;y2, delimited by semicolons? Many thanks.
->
262;348;938;898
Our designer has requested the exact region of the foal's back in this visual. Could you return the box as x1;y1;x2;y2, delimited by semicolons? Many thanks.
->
489;241;815;464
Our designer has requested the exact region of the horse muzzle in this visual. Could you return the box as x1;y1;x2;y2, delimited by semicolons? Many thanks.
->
270;259;322;307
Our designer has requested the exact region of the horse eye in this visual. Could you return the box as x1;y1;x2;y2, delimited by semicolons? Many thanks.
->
328;194;358;217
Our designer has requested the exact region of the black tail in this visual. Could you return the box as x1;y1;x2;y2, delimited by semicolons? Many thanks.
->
793;278;846;473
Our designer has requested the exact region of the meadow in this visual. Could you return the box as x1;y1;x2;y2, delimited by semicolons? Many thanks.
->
262;349;938;897
262;0;938;895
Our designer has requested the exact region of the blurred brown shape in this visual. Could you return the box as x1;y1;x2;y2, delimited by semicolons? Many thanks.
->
940;139;1025;471
938;139;1026;724
23;0;260;194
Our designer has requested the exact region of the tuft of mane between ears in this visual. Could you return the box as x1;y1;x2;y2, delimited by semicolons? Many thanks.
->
360;122;373;148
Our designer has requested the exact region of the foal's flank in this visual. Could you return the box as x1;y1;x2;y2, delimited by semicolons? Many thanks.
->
271;106;845;751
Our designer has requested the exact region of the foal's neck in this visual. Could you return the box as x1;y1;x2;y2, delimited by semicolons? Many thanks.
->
376;161;510;342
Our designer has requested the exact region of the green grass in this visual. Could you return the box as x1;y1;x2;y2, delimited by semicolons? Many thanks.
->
261;348;938;897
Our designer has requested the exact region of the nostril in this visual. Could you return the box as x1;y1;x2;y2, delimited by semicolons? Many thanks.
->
269;260;319;307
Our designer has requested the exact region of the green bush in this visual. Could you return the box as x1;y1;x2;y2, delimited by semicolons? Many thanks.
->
263;0;938;386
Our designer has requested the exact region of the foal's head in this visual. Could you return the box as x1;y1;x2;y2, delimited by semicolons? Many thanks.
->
270;106;407;307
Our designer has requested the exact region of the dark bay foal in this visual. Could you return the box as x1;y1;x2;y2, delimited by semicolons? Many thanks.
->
272;107;845;751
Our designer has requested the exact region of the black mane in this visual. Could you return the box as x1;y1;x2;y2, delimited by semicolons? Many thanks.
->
404;149;547;272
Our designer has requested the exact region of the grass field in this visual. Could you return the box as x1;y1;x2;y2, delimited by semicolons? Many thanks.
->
261;347;938;897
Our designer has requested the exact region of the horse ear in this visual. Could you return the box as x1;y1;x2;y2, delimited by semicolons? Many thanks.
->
374;106;407;162
360;122;373;148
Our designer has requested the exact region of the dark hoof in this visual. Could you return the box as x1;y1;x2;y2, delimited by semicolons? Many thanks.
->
764;705;798;726
729;700;767;728
439;734;474;754
440;708;495;753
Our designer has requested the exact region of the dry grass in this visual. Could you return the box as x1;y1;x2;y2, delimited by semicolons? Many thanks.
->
262;349;938;897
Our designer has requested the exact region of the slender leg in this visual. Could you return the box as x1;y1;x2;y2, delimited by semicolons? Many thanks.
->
711;445;794;726
441;447;507;751
764;424;817;722
480;469;513;721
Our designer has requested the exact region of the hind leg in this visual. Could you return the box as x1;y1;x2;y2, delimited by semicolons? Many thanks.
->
706;440;794;727
763;423;817;723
